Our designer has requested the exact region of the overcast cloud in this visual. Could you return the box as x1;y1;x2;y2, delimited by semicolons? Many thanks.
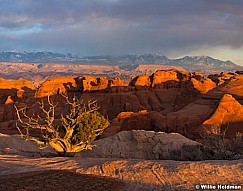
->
1;0;243;64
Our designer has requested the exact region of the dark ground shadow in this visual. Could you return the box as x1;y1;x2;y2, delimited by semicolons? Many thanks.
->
0;169;125;191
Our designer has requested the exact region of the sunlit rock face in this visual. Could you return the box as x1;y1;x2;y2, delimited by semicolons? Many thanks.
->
208;72;236;85
0;78;35;103
129;74;151;87
201;94;243;137
0;70;242;141
204;73;243;100
190;78;216;94
0;78;35;90
35;76;78;97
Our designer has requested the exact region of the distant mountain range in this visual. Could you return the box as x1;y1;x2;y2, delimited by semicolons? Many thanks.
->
0;51;242;73
0;51;80;63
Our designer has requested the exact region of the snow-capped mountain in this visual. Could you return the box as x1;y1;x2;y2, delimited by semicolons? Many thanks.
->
168;56;241;72
82;53;169;64
0;51;81;62
170;56;236;67
0;51;242;73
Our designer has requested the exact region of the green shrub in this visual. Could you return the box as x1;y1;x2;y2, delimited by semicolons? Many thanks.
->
15;95;109;157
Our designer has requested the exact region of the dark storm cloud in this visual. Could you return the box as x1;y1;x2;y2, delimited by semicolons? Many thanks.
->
1;0;243;55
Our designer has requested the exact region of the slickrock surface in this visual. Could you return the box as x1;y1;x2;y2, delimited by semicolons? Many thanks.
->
0;133;54;156
82;130;214;160
0;155;242;191
0;133;242;191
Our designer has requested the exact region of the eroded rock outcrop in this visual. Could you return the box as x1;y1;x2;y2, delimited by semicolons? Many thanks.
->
166;99;216;139
82;130;214;160
201;94;243;136
128;69;216;95
208;72;236;85
0;78;34;90
101;110;167;138
0;133;54;156
109;77;126;87
0;78;35;103
129;74;151;87
81;76;109;91
79;89;177;118
190;78;216;94
35;76;78;97
0;69;226;140
114;110;152;132
151;70;181;88
204;73;243;100
101;96;220;139
4;96;14;105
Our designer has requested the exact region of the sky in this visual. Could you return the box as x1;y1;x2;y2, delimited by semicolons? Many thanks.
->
1;0;243;65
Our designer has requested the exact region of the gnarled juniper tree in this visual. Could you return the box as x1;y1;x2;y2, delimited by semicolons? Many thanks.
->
15;95;109;156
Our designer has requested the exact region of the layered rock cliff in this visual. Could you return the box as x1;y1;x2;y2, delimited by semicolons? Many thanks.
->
0;69;242;141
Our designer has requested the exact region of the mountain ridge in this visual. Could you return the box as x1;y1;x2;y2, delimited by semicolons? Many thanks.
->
0;51;242;77
0;51;238;65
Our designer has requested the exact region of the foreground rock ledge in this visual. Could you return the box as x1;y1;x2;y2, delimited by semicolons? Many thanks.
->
0;155;242;191
82;130;214;160
0;131;214;160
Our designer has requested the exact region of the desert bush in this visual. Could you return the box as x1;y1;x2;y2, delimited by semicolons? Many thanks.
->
202;124;243;159
170;144;214;161
15;95;109;157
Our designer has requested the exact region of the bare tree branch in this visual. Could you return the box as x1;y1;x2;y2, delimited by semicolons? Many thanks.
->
15;94;109;156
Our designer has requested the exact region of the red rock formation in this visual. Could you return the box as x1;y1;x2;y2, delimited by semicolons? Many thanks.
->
0;78;34;90
151;70;179;88
149;111;167;131
102;110;168;138
118;110;153;131
35;76;77;97
5;96;14;105
1;69;228;140
152;70;178;84
0;78;35;103
129;74;151;87
79;88;180;118
204;74;243;100
81;76;109;91
190;78;216;94
165;98;216;139
208;72;236;85
36;76;125;97
191;72;204;80
109;77;126;87
201;94;243;137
